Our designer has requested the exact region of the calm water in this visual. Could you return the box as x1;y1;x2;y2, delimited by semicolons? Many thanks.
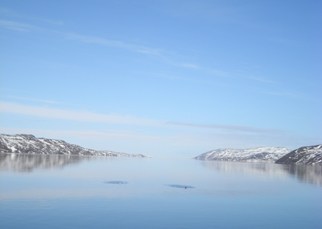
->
1;154;322;229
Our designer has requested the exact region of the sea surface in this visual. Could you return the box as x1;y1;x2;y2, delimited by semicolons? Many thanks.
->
0;154;322;229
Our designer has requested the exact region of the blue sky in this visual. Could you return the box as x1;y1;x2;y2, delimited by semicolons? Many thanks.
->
0;0;321;157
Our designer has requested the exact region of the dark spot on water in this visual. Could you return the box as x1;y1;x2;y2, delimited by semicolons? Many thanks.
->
167;184;195;189
104;181;128;185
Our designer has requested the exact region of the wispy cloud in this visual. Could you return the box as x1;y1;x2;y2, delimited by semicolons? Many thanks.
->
263;91;301;99
0;7;64;26
211;69;278;85
176;63;200;69
0;127;161;144
166;121;280;134
0;19;37;32
0;18;162;56
0;18;278;87
244;75;277;84
6;96;61;105
0;18;204;72
0;101;160;126
0;101;279;135
63;32;163;57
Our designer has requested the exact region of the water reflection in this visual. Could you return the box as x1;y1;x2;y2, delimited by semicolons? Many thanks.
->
0;153;86;172
201;161;322;187
1;154;321;187
282;164;322;186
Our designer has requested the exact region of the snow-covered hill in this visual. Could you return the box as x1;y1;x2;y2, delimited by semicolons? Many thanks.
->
194;147;289;162
276;144;322;165
0;134;145;157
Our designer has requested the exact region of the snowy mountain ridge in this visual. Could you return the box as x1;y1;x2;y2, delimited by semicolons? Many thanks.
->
276;144;322;165
195;147;289;162
0;134;145;157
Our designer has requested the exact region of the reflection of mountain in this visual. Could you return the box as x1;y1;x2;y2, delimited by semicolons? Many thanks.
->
0;154;86;172
0;134;145;157
282;164;322;186
201;161;288;177
200;161;322;187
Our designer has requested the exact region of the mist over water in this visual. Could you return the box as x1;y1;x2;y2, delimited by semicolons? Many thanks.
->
0;154;322;228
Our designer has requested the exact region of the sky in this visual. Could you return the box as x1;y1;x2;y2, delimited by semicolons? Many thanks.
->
0;0;321;158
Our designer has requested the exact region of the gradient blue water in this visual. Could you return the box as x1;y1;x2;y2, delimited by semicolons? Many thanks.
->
1;155;321;228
